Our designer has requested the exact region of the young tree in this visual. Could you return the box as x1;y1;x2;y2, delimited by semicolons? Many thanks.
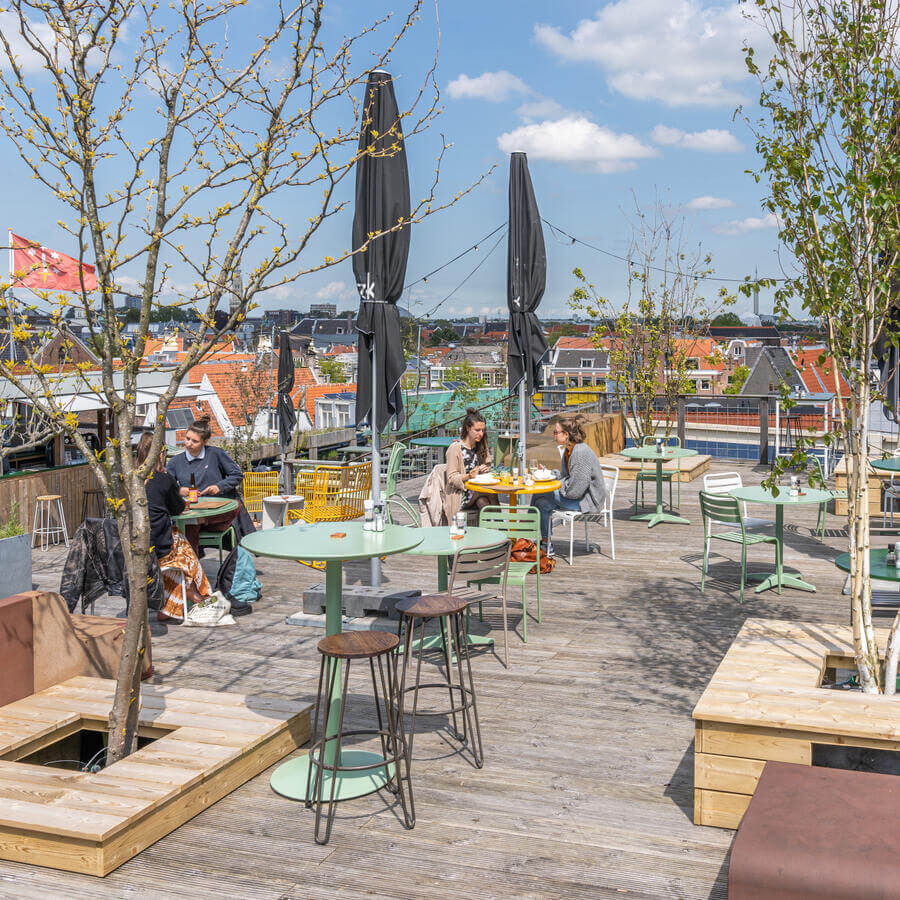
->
443;359;484;408
744;0;900;693
0;0;469;761
220;356;275;471
571;198;733;445
319;356;348;384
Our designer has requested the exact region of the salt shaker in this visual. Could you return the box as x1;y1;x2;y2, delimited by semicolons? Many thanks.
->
363;499;374;531
455;511;467;534
655;437;663;453
374;503;385;532
512;466;520;485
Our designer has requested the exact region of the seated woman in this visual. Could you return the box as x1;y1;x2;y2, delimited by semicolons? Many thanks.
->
445;407;500;520
533;416;608;545
135;432;214;622
165;415;253;552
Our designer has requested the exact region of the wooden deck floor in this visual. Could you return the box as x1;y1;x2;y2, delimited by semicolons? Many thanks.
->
7;461;861;898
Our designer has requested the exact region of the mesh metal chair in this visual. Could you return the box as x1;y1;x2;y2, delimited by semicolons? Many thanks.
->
243;471;279;519
699;491;778;604
289;461;372;524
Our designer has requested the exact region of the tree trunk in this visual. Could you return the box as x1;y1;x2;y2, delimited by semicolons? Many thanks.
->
106;481;153;764
848;376;880;692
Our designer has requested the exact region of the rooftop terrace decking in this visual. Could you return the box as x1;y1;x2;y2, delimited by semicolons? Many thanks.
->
8;460;857;899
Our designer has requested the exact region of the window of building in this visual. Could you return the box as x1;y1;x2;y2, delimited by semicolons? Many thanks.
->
700;379;711;391
580;358;593;368
686;357;700;370
165;408;194;429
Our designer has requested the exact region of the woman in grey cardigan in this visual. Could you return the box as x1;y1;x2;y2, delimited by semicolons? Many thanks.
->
533;417;608;542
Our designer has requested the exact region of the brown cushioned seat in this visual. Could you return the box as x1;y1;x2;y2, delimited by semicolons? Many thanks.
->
729;760;900;899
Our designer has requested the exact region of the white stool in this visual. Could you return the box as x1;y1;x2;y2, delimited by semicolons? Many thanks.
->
32;494;69;551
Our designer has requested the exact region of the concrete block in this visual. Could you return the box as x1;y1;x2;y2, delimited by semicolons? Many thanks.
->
301;584;421;619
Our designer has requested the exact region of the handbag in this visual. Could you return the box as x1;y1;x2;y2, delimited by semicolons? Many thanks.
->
509;538;555;574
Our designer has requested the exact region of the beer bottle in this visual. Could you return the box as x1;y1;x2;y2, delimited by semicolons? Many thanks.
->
188;473;198;504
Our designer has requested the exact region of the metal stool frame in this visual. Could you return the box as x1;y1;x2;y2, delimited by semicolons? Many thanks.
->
32;495;70;551
304;636;414;845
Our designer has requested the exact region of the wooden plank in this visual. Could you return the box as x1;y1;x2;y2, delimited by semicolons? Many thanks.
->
696;721;812;765
693;788;751;829
694;752;765;795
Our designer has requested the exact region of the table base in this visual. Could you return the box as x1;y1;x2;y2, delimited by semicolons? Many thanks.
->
747;572;816;593
630;511;690;528
270;749;393;802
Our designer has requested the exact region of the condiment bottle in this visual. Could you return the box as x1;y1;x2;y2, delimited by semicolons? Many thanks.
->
188;473;198;504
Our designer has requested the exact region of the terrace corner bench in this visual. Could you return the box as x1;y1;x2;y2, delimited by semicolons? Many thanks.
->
728;760;900;899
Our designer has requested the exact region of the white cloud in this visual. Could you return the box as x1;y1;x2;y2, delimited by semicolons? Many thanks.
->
315;280;352;301
447;70;530;102
534;0;757;108
714;212;779;235
497;115;657;173
685;195;734;211
651;124;742;152
516;98;565;122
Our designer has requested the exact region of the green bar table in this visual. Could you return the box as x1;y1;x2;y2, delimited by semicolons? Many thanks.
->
402;526;508;651
621;445;697;527
730;485;832;593
171;497;238;529
241;521;422;802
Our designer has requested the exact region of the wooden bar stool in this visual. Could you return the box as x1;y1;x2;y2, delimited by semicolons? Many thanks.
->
81;488;105;522
305;630;414;845
31;494;69;551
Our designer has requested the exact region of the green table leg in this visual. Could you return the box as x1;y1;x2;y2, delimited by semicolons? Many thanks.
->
270;559;391;802
745;505;816;593
410;556;494;653
630;456;690;527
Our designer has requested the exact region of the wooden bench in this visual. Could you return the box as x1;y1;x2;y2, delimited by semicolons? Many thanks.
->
729;761;900;898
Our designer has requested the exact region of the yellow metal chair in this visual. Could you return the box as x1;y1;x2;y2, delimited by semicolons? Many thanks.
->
289;462;372;566
242;471;279;518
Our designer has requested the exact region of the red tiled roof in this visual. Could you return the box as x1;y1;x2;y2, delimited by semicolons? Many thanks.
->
166;397;225;439
553;336;595;350
793;347;851;396
303;382;357;421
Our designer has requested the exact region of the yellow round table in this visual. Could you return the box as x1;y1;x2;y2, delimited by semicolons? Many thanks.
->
465;475;561;508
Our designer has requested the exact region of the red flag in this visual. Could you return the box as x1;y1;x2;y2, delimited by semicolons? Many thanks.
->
9;231;98;291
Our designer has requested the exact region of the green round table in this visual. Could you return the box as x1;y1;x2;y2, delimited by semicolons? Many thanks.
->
241;521;422;803
871;458;900;473
410;435;456;449
835;548;900;579
171;497;238;529
402;526;507;652
621;445;697;527
730;485;832;593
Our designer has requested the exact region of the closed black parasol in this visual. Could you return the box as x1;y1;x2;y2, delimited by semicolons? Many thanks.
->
353;70;410;437
507;152;550;467
276;330;296;491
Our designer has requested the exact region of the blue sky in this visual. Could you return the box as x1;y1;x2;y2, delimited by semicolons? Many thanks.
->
0;0;787;320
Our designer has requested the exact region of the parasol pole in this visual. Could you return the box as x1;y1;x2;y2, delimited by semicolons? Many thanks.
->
370;337;382;585
518;377;527;472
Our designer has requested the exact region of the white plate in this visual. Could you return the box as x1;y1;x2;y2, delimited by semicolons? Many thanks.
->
533;472;555;482
471;476;499;485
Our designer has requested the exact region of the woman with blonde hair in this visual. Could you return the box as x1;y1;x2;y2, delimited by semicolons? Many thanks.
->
533;416;608;544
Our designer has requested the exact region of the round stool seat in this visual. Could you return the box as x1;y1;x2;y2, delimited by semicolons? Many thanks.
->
36;494;61;502
317;630;399;659
396;593;469;618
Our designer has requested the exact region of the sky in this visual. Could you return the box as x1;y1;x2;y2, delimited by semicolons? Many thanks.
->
0;0;789;321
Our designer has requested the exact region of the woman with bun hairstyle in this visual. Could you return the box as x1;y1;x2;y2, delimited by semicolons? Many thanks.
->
135;431;214;621
533;415;608;544
445;407;500;518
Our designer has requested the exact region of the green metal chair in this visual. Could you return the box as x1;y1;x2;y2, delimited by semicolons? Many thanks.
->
385;495;420;526
198;524;236;566
699;491;778;604
810;455;845;538
475;505;542;642
634;434;681;513
383;442;416;526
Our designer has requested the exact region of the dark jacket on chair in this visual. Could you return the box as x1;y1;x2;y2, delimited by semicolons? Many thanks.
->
60;518;164;613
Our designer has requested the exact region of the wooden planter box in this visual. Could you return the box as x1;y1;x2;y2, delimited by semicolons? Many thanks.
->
693;619;899;829
0;676;310;875
833;456;886;517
